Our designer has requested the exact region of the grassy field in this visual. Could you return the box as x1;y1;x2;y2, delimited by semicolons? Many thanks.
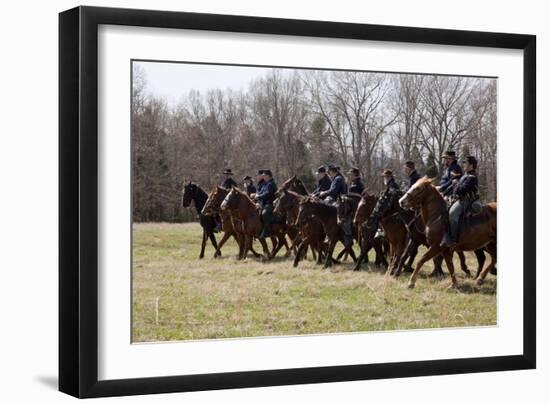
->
132;222;496;343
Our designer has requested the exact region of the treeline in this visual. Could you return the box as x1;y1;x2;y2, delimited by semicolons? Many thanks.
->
132;66;497;223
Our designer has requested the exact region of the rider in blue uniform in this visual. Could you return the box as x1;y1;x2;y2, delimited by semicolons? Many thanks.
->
403;160;421;190
436;151;463;196
441;156;479;247
254;169;277;238
311;166;332;196
347;167;364;195
319;165;351;246
374;169;401;240
319;165;348;202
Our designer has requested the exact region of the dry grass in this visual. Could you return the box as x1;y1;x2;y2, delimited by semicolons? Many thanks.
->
132;222;496;342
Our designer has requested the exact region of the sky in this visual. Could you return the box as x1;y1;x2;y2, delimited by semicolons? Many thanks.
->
134;61;275;105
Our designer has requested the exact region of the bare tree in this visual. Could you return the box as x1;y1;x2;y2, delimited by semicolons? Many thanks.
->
303;71;397;183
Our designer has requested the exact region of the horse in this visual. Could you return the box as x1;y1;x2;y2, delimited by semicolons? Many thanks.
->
181;181;219;259
274;189;326;266
220;187;288;260
278;175;309;195
335;193;363;261
295;196;357;268
399;176;497;288
359;189;412;277
352;192;389;270
201;185;261;259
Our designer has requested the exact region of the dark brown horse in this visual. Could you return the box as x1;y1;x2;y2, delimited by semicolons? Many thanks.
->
181;181;219;259
221;188;288;260
201;185;261;259
274;189;326;266
399;177;497;288
360;189;411;276
296;197;357;268
339;191;388;271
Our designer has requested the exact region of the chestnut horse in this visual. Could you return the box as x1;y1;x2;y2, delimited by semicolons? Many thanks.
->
201;185;261;259
399;177;497;288
275;189;326;266
295;197;357;268
352;192;389;270
220;188;288;260
181;181;219;259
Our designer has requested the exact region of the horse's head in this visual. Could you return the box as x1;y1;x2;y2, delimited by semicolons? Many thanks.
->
279;175;297;192
202;185;229;215
182;181;197;208
295;196;314;226
366;189;402;229
220;187;240;211
274;189;293;215
353;192;376;227
399;176;433;209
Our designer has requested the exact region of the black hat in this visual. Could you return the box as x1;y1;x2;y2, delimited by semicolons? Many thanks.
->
263;169;273;177
381;169;393;177
462;156;478;166
404;160;415;169
223;168;233;175
256;169;265;176
316;166;326;174
347;167;360;176
441;151;456;159
243;175;252;181
327;164;338;172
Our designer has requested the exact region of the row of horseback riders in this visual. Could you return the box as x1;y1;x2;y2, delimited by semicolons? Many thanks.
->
218;149;480;248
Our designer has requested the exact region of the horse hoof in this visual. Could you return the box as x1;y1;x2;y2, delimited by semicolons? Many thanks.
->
448;283;458;289
475;278;484;286
428;270;445;279
463;270;471;278
407;282;415;289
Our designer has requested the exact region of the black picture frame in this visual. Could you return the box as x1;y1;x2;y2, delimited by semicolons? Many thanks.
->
59;5;536;398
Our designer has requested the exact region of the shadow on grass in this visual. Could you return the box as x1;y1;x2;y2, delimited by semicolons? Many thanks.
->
455;281;497;295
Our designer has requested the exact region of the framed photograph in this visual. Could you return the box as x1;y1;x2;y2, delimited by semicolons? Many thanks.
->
59;6;536;398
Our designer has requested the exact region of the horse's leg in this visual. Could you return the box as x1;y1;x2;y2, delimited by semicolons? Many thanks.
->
430;255;445;277
457;250;472;278
348;245;357;263
271;234;287;258
323;239;337;268
394;237;414;277
310;243;317;261
335;248;347;261
476;242;497;285
408;245;445;288
259;237;271;262
199;228;207;259
214;231;232;257
207;231;219;258
293;238;309;267
248;241;262;258
474;249;486;279
442;250;459;288
353;239;367;271
385;242;395;276
285;234;299;258
241;235;252;260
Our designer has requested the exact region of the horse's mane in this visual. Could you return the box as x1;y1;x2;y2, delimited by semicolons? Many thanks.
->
286;190;306;200
301;197;336;214
232;187;255;205
416;176;434;187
